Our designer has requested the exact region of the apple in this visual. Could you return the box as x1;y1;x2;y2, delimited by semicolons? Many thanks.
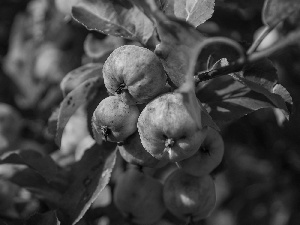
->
103;45;167;105
137;92;207;162
113;167;166;224
163;169;216;222
178;127;224;176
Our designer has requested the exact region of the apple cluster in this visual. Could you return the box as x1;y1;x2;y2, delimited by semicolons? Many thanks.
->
92;45;225;224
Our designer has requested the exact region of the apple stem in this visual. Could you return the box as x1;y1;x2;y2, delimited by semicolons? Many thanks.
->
115;83;127;94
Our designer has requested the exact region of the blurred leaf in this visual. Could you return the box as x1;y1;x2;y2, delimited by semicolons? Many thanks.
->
48;108;60;137
83;34;124;60
25;211;60;225
58;142;117;225
60;63;103;97
55;76;103;147
0;150;59;182
72;0;155;45
10;168;63;205
162;0;215;27
262;0;300;27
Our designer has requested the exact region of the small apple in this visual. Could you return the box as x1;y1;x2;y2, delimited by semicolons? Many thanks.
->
103;45;167;105
178;127;224;176
137;92;207;162
163;169;216;222
118;132;168;168
113;167;166;224
92;96;139;142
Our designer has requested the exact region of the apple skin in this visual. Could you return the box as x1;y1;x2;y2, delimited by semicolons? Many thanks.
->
178;127;224;177
113;168;166;224
137;92;207;162
118;132;168;168
92;96;139;142
163;169;216;222
103;45;167;105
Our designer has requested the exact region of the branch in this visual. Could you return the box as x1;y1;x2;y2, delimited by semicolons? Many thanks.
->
195;29;300;84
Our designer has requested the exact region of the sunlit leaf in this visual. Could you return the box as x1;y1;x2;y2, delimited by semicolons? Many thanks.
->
72;0;155;45
163;0;215;27
58;142;117;225
197;59;292;127
56;76;103;147
60;63;103;97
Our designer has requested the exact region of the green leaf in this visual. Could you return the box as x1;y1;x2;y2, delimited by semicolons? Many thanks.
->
55;76;103;147
60;63;103;97
0;150;59;182
58;142;117;225
72;0;155;45
163;0;215;27
262;0;300;27
25;211;60;225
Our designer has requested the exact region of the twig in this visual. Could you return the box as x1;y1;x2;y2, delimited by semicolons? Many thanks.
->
247;26;273;55
195;29;300;84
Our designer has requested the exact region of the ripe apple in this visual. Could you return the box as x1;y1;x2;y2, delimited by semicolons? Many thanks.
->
92;96;139;142
178;127;224;176
163;169;216;222
137;92;207;162
103;45;167;105
113;167;166;224
118;132;168;168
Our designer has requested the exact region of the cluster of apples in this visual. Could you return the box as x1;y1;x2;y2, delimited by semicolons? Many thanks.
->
92;45;224;224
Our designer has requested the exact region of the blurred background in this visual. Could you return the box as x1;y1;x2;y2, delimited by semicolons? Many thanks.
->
1;0;300;224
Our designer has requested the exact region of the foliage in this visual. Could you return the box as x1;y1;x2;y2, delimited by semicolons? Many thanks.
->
1;0;300;225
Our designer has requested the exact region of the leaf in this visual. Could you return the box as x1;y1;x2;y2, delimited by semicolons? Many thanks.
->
0;150;59;182
163;0;215;27
262;0;300;27
131;0;207;129
25;211;60;225
58;142;117;225
197;58;293;127
10;168;63;205
60;63;103;97
84;34;124;60
72;0;155;45
56;76;103;147
200;104;220;131
197;76;270;127
232;62;291;118
48;108;60;137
